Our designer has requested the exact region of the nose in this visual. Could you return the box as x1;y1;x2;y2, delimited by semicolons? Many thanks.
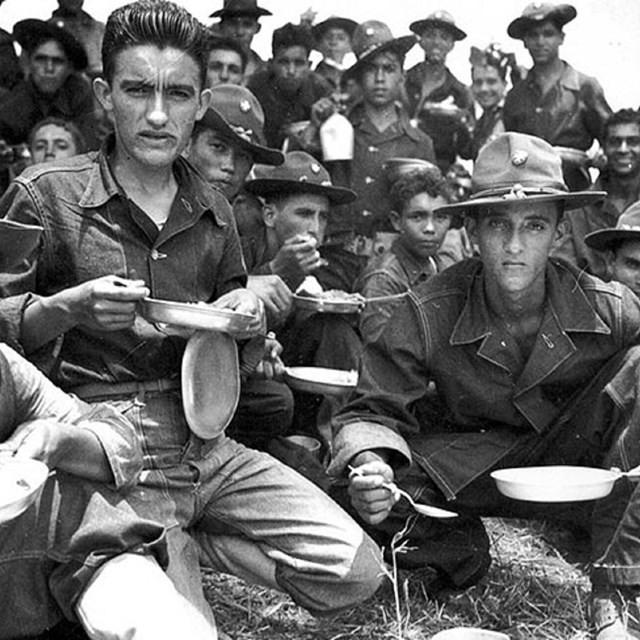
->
421;217;435;234
219;66;229;81
221;149;235;173
618;140;630;153
44;58;55;74
147;90;169;126
44;142;56;159
505;227;524;254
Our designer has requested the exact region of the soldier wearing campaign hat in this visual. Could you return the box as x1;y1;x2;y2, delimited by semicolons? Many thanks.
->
332;132;640;639
405;10;475;173
503;2;612;192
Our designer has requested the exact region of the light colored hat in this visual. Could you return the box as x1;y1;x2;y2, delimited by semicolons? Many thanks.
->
410;10;467;41
585;202;640;251
434;133;605;216
508;2;577;40
0;219;43;271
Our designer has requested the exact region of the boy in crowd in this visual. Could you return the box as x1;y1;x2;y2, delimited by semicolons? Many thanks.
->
204;34;247;88
209;0;270;81
356;167;459;343
330;133;640;638
503;1;612;191
248;22;332;150
311;16;357;92
585;202;640;298
553;109;640;279
0;0;383;634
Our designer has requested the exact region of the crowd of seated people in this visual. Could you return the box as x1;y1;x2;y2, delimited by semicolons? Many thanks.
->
0;1;639;639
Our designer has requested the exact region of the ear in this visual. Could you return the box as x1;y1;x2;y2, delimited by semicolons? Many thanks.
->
604;249;616;276
553;216;569;247
195;88;212;122
93;77;113;113
255;22;262;35
262;201;277;228
464;215;478;244
389;210;402;233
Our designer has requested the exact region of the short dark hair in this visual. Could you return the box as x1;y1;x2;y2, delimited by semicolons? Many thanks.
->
389;168;453;213
204;33;248;72
271;22;314;57
605;109;640;139
28;116;86;154
102;0;207;86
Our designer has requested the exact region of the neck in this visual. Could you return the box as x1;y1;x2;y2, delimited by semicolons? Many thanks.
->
111;150;176;198
423;58;446;72
608;171;640;200
532;56;563;77
484;276;546;323
364;101;398;131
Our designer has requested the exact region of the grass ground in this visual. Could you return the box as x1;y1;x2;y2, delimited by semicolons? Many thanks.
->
202;518;593;639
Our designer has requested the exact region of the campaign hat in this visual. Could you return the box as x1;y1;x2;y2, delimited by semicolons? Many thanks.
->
584;202;640;252
508;2;577;40
14;19;88;71
434;133;605;216
199;84;283;166
244;151;357;205
210;0;271;18
410;10;467;41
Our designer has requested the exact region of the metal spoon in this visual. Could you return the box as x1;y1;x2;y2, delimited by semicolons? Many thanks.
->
382;481;458;519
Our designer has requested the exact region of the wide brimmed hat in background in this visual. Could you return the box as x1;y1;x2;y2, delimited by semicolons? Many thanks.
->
584;202;640;252
434;133;605;217
201;84;283;166
312;16;358;42
410;10;467;41
245;151;357;205
14;19;87;71
507;2;577;40
210;0;271;18
0;219;43;271
344;20;416;80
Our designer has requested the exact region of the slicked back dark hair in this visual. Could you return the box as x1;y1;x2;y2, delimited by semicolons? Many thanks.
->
605;108;640;139
102;0;208;86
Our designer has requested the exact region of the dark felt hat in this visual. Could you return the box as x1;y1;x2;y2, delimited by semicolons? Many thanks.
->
14;19;88;71
0;219;43;271
410;10;467;41
244;151;357;205
344;20;416;80
585;202;640;252
508;2;577;40
312;17;358;41
200;84;283;166
210;0;271;18
434;133;605;216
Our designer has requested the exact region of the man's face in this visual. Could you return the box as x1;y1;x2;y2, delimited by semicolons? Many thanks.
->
359;50;404;108
94;45;210;171
391;192;451;259
187;129;252;199
264;192;329;246
605;123;640;178
608;240;640;297
523;21;564;65
472;65;507;111
417;26;454;64
271;46;309;93
30;123;78;164
219;15;260;50
29;40;72;95
470;203;563;296
206;48;244;87
318;27;352;61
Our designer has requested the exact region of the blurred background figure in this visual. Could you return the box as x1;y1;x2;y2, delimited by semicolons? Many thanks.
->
311;16;357;92
48;0;105;80
204;33;247;87
0;0;22;95
28;116;86;165
470;43;520;153
209;0;271;82
405;10;475;172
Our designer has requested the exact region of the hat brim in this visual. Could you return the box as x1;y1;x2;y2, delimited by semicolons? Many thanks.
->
199;107;284;166
507;6;577;40
584;228;640;252
245;179;357;205
210;7;271;17
312;17;358;40
409;18;466;41
434;189;606;217
0;219;43;271
344;35;416;80
14;19;88;71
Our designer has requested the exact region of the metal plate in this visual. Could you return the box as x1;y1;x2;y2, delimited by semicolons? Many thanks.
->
284;366;357;396
140;298;255;334
491;465;620;503
292;294;363;314
0;458;49;523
